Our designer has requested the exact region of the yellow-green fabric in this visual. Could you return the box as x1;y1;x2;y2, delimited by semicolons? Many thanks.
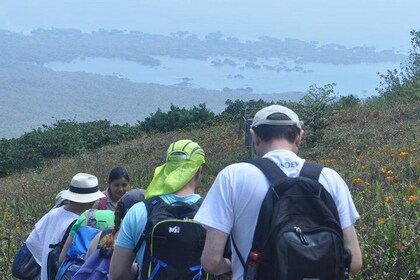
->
145;139;208;199
69;209;115;236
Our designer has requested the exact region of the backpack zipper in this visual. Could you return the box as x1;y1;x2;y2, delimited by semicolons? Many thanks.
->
294;226;309;245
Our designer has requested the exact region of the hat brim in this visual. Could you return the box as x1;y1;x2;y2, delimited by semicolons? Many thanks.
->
146;160;205;199
60;189;105;203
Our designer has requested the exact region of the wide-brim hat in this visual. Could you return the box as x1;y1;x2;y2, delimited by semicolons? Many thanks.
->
145;140;209;199
61;173;105;203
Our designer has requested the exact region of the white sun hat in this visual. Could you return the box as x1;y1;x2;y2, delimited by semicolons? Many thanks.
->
60;173;105;203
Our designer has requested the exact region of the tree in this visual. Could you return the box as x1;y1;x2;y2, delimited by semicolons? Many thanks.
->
299;83;337;145
222;99;246;120
140;104;215;133
376;30;420;102
333;94;360;110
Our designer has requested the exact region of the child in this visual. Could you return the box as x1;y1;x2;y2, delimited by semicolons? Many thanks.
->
94;166;130;211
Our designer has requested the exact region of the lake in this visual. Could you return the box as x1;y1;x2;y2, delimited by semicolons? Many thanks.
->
45;56;401;98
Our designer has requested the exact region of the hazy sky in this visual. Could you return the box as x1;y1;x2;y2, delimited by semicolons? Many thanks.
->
1;0;419;51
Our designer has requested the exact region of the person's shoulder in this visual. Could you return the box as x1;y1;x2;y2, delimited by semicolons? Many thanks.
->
36;207;59;223
122;201;147;228
160;193;201;204
319;166;349;191
186;193;202;203
44;206;78;227
222;161;260;173
127;200;146;214
321;166;343;179
49;205;74;218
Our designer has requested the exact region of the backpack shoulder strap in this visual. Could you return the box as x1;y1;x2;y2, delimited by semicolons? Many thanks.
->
231;158;287;268
50;219;76;249
63;219;77;243
300;161;324;180
193;197;204;207
246;157;287;184
169;196;204;210
86;209;97;228
133;199;156;254
231;235;246;269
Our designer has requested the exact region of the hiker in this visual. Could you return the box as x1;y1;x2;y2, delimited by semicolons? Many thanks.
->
25;173;105;280
85;188;146;260
94;166;130;210
12;189;71;280
110;139;210;280
194;105;363;279
73;189;146;279
57;208;115;264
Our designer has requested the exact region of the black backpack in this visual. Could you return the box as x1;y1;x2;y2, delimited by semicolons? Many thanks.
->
237;158;351;280
134;197;211;280
47;219;76;280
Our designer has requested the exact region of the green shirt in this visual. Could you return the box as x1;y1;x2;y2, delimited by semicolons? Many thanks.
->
70;209;115;236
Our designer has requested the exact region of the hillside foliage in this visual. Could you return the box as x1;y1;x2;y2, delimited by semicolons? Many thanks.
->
0;88;353;177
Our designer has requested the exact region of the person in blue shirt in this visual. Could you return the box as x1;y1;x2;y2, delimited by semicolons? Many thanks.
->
110;139;208;280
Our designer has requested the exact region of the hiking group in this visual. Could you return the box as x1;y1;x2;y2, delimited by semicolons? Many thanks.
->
13;104;362;280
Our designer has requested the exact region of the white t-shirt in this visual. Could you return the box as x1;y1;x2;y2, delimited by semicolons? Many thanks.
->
26;206;79;280
194;149;360;280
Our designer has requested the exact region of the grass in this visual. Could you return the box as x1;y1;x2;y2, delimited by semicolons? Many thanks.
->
0;99;419;279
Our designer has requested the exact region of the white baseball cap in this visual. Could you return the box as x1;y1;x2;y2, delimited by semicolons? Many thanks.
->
251;105;303;128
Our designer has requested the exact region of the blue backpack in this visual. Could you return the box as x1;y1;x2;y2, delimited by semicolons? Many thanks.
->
72;228;113;280
55;209;101;280
12;242;41;280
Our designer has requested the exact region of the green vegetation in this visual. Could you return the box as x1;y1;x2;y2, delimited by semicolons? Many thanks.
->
0;87;352;177
0;31;418;279
376;30;420;104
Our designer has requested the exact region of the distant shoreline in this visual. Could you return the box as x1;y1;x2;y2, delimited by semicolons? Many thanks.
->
0;28;404;139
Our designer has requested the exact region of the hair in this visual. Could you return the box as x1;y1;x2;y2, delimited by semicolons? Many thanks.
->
252;112;301;143
108;166;130;184
99;198;126;249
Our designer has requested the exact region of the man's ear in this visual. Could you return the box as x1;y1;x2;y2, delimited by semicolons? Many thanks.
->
195;166;204;180
296;129;304;146
250;128;260;146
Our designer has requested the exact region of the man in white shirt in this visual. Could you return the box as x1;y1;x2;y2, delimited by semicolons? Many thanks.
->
194;104;362;280
26;173;105;280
